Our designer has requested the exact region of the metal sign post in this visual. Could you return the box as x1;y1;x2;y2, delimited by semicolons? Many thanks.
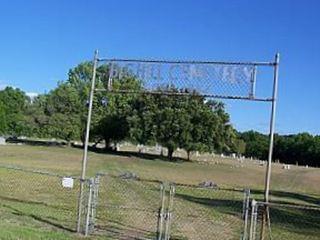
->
76;50;99;233
260;53;280;240
264;53;280;203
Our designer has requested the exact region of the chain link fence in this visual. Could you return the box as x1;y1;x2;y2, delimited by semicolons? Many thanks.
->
171;184;247;240
0;164;91;234
91;173;250;240
2;165;318;240
247;201;320;240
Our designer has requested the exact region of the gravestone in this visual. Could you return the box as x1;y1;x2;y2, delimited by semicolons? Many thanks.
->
199;181;218;189
0;137;6;145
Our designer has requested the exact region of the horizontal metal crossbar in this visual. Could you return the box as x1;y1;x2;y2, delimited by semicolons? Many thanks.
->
98;58;275;66
94;88;273;102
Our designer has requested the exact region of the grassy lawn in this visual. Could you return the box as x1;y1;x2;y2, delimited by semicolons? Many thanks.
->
0;144;319;239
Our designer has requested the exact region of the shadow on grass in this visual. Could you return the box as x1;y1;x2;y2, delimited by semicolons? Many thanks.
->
250;189;320;206
0;195;75;212
0;203;76;232
0;196;76;232
175;190;320;235
73;144;187;163
175;192;243;217
95;217;156;239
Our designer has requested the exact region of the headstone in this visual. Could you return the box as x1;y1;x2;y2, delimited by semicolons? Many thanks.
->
199;181;218;189
119;172;139;180
0;137;6;145
115;143;120;151
282;164;291;170
155;144;161;153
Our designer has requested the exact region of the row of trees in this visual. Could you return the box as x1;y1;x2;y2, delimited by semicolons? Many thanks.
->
239;131;320;167
0;62;241;160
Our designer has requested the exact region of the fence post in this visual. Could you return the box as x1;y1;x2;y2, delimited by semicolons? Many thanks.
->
89;174;101;234
164;184;175;240
157;183;166;240
242;189;251;240
249;200;258;240
84;178;94;236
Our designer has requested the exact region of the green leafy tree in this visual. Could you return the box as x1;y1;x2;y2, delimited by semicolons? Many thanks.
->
0;87;29;136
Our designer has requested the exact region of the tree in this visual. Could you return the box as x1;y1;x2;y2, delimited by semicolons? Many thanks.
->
0;87;29;136
240;131;269;160
43;82;83;143
129;88;237;160
94;65;142;149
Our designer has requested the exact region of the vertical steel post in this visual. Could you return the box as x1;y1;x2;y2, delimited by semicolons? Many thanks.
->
242;189;251;240
249;66;257;99
76;50;99;233
164;184;175;240
264;53;280;203
261;53;280;240
85;178;94;236
157;183;166;240
249;200;257;240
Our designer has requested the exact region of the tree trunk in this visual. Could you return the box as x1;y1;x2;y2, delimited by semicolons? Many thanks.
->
187;150;191;161
104;137;110;150
168;147;174;160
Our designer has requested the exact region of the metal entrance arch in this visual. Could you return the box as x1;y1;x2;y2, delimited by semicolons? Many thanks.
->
76;50;280;238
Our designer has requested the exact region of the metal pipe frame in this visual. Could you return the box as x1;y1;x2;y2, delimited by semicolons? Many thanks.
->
264;53;280;203
260;53;280;240
98;58;275;66
242;189;251;240
85;178;94;236
94;89;273;102
78;51;280;237
157;183;166;240
76;50;99;233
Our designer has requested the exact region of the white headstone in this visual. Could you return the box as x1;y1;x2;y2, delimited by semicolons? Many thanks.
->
0;137;6;145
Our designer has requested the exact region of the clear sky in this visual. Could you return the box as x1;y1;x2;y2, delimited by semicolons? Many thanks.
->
0;0;319;135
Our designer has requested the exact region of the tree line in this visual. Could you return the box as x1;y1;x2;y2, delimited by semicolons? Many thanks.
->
0;62;319;166
0;62;241;160
240;131;320;167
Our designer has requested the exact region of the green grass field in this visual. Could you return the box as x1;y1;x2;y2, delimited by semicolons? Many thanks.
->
0;144;319;239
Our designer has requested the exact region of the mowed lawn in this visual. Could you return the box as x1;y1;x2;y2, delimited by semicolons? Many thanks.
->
0;144;319;239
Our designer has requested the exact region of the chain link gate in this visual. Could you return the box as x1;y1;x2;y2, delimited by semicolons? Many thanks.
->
169;185;250;240
90;174;164;239
86;174;252;240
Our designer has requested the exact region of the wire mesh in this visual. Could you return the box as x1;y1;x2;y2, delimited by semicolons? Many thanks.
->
96;59;274;101
0;164;89;233
94;174;248;240
170;184;245;240
94;174;162;239
252;202;320;240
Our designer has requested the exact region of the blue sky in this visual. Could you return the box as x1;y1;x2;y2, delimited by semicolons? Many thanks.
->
0;0;319;134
